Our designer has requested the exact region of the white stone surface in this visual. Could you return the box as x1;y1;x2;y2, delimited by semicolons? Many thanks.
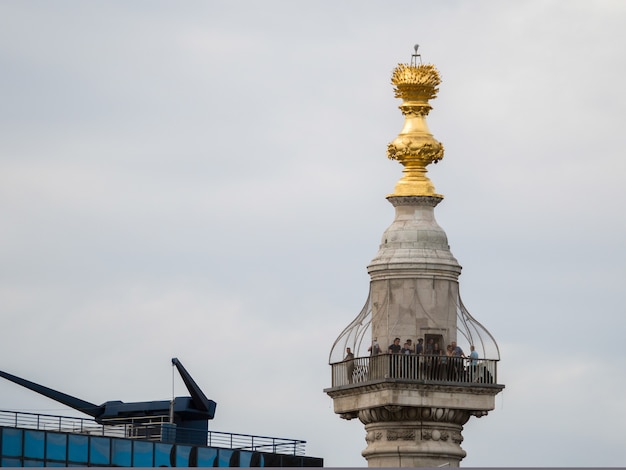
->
327;196;504;467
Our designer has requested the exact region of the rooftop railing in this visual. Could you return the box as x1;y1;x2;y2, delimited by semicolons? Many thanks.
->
330;354;499;388
0;410;306;456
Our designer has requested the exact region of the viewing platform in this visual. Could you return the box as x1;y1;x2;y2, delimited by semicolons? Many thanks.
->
328;354;500;389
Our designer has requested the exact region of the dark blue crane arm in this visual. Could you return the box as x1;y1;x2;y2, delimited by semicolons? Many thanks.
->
0;369;104;418
171;358;214;414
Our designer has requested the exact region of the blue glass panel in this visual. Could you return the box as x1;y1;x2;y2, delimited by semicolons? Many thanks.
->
132;440;153;467
216;449;233;467
196;446;218;467
45;462;66;467
2;457;22;467
24;431;44;459
23;458;44;466
175;445;191;467
67;434;88;463
45;432;67;462
1;428;23;458
111;438;131;467
90;437;110;465
154;443;172;467
240;450;253;467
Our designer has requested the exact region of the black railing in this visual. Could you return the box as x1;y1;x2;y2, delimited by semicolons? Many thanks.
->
331;354;498;388
0;410;306;456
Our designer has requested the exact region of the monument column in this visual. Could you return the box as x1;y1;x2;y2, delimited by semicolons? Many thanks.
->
325;48;504;467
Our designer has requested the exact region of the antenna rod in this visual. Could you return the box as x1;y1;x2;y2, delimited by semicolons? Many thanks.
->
411;44;422;66
169;360;175;424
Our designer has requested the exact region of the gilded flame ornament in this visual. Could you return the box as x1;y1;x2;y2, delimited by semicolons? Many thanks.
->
387;61;444;198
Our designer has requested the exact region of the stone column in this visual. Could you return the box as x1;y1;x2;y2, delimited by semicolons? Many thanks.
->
368;196;462;351
360;406;469;467
326;381;500;468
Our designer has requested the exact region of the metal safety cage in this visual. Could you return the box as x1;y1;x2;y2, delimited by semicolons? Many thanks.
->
456;295;501;361
328;292;372;364
328;287;500;364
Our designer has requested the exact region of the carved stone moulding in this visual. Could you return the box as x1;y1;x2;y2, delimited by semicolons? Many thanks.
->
422;428;464;445
364;425;462;445
358;405;471;426
363;421;466;449
364;430;384;444
386;429;416;441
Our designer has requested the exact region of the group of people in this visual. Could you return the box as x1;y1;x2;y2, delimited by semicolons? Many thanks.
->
342;337;481;383
375;337;475;360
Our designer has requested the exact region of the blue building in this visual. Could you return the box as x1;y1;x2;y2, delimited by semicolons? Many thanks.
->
0;410;322;467
0;361;323;467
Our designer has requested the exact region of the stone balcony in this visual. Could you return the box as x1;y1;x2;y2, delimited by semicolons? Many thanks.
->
325;354;504;421
328;354;500;389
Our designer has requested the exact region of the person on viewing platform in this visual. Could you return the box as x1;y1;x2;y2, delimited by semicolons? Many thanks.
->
412;338;425;378
469;345;478;365
445;344;454;380
425;338;434;355
388;338;401;354
344;347;355;384
368;339;381;355
439;348;449;380
451;341;464;357
388;338;402;377
427;342;441;379
400;342;413;379
344;347;355;361
469;345;479;382
450;341;465;380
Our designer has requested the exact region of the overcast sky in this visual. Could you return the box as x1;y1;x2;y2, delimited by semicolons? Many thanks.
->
1;1;626;467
